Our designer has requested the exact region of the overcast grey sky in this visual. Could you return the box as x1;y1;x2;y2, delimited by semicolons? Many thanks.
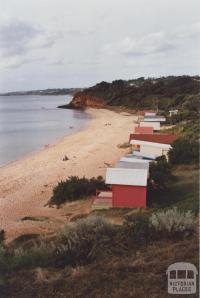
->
0;0;199;92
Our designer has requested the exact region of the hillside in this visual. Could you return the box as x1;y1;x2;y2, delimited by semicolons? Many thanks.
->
61;76;200;110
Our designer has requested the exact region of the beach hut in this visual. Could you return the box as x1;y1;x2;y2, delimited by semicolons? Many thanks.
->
129;134;178;145
140;121;160;131
143;115;166;122
116;160;149;170
130;139;172;159
137;110;156;116
144;112;156;117
106;167;148;208
120;156;150;163
134;126;153;134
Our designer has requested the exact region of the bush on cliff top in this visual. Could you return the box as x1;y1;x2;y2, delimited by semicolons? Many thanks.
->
49;176;108;206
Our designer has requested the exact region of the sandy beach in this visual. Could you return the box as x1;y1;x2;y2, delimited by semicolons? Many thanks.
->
0;108;137;241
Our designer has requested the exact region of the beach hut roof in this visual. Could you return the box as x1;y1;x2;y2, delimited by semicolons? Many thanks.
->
129;133;177;144
106;168;148;186
120;156;151;163
116;160;149;170
144;115;166;122
132;151;156;160
131;139;172;149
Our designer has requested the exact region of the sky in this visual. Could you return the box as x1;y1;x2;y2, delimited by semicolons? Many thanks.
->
0;0;199;92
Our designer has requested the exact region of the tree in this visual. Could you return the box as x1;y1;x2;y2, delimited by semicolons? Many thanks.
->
168;138;199;165
147;156;173;206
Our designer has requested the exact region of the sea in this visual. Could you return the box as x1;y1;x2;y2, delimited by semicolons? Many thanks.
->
0;95;89;166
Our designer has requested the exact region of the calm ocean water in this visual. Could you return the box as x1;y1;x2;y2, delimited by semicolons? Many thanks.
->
0;95;89;166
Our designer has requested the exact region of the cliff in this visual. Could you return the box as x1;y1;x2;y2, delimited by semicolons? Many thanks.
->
61;76;200;111
58;93;105;109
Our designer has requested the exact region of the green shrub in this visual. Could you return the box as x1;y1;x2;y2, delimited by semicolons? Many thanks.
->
54;216;116;265
0;241;53;273
148;156;173;190
150;207;196;239
168;138;199;164
49;176;108;206
124;211;152;245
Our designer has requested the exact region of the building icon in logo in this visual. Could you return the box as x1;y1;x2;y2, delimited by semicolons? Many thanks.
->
166;262;198;295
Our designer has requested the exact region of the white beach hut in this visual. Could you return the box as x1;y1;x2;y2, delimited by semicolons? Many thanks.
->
130;139;171;159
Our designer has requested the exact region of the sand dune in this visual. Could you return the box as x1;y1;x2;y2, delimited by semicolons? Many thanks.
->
0;108;137;241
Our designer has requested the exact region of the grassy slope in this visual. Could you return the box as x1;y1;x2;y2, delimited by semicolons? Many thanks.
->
2;237;198;298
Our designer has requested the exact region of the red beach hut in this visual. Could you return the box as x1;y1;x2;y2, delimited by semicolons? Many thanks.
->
106;167;148;208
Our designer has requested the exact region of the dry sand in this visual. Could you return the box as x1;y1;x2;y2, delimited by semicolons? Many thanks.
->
0;108;137;241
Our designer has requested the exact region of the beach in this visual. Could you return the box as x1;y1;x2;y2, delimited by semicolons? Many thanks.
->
0;108;137;241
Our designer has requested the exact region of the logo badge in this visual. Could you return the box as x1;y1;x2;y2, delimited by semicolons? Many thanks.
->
166;262;198;295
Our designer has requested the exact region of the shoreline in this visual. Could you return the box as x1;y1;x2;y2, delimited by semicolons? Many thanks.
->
0;108;137;242
0;110;91;169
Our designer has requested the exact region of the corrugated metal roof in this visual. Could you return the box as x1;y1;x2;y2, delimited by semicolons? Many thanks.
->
129;133;177;144
120;156;151;163
133;151;156;160
131;139;172;149
144;116;166;122
116;161;149;170
106;168;148;186
145;112;156;116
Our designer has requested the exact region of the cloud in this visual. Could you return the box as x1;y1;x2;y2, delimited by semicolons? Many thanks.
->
103;23;200;58
0;16;62;68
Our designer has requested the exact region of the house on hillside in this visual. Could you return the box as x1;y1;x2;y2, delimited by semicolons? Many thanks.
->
139;121;160;131
169;109;178;117
134;126;154;134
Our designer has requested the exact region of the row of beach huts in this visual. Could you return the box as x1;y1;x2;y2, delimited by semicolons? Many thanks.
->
92;110;177;210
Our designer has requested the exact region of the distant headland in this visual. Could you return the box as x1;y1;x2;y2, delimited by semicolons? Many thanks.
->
0;88;83;96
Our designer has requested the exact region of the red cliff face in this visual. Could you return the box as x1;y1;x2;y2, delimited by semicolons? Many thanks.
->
70;94;105;109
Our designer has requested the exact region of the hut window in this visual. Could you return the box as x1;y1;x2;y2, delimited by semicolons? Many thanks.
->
187;270;194;279
177;270;186;279
170;270;176;279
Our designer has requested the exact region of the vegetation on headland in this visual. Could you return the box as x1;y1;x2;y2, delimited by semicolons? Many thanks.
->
63;76;200;110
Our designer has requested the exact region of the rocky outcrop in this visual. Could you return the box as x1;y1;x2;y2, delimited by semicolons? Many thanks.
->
58;93;105;109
